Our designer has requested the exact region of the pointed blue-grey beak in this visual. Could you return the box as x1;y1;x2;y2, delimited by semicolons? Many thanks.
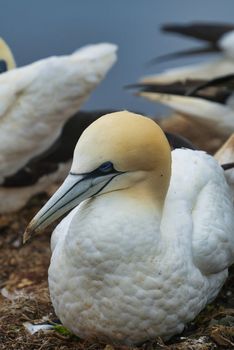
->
24;171;118;243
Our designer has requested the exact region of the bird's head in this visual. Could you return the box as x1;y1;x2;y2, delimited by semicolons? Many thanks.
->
0;38;16;72
24;111;171;242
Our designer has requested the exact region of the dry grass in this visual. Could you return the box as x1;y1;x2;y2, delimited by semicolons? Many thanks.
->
0;194;233;349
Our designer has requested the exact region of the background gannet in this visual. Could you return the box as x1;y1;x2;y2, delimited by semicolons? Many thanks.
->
148;22;234;82
25;111;234;346
0;37;16;73
0;43;117;212
130;75;234;150
0;43;116;181
153;22;234;62
126;22;234;154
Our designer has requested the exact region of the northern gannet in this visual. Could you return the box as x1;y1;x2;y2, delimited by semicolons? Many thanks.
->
148;22;234;82
0;37;16;73
24;111;234;346
0;43;117;212
130;75;234;139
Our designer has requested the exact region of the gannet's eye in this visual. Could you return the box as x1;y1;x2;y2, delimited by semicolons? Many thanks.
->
0;60;7;74
98;161;114;173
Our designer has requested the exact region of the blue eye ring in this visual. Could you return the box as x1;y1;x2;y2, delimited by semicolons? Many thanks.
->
99;161;114;173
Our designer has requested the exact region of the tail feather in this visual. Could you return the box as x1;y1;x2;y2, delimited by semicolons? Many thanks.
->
127;80;230;104
187;74;234;96
149;46;217;65
149;22;234;64
221;162;234;170
161;22;234;44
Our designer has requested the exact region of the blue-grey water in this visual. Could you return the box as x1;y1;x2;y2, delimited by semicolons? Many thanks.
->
1;0;234;116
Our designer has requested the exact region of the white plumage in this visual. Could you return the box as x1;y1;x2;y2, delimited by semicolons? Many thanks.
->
135;22;234;135
137;88;234;136
0;43;117;212
0;43;117;181
144;59;234;83
133;74;234;137
25;111;234;345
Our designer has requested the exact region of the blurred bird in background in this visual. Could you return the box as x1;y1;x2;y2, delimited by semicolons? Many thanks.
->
128;22;234;154
129;73;234;146
149;22;234;79
0;41;117;212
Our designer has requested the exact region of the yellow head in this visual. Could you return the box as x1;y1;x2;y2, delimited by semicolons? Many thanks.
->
24;111;172;241
72;110;171;199
0;38;16;71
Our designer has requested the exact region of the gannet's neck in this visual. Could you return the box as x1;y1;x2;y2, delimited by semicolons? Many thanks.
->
145;169;171;211
64;186;164;268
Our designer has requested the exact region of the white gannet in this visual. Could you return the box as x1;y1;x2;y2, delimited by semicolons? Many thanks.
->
148;22;234;82
0;43;117;212
24;111;234;346
130;74;234;139
0;37;16;73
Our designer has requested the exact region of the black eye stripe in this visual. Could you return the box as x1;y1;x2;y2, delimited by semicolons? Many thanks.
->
70;161;120;177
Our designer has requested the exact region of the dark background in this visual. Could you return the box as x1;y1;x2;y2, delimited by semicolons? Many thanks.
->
1;0;234;116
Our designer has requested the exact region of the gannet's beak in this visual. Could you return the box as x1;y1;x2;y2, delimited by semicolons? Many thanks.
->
24;171;118;243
